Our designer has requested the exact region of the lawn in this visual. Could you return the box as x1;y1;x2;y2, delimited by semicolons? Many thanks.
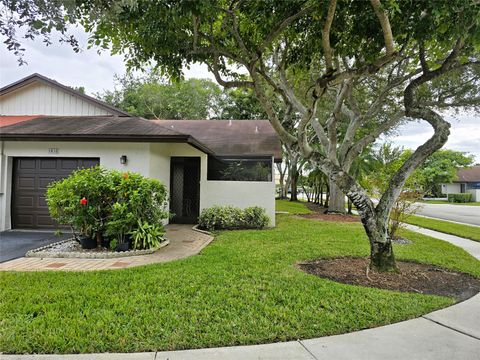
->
1;213;479;354
405;215;480;242
420;200;480;206
275;199;312;214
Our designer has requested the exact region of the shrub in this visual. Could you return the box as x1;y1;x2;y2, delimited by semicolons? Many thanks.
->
388;191;422;240
243;206;270;229
198;205;269;231
130;220;165;250
105;172;168;244
46;167;117;239
47;166;168;249
447;193;472;203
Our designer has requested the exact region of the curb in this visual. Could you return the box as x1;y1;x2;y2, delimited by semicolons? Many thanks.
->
26;239;170;259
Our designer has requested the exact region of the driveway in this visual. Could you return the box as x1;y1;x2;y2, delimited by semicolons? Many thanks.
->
0;231;71;263
417;203;480;226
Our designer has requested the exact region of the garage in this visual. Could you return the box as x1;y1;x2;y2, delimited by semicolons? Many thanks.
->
11;157;100;229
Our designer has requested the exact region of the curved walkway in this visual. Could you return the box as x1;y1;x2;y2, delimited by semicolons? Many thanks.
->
1;226;479;359
0;225;213;271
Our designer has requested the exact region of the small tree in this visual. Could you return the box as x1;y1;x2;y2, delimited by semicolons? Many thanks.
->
389;192;422;240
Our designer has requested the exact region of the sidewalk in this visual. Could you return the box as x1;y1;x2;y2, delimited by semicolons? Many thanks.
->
404;223;480;260
1;226;479;359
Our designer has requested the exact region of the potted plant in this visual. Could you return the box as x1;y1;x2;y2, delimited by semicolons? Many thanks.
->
105;201;134;252
75;197;97;249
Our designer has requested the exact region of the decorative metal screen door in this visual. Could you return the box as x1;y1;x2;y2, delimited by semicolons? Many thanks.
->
170;157;201;223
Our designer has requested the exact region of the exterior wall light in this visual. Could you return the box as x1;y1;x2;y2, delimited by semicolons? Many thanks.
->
120;155;128;165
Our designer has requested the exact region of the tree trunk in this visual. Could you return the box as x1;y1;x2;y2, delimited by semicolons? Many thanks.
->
359;214;396;271
328;180;346;213
290;172;298;201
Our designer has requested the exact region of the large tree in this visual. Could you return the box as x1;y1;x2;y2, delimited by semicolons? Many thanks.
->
418;150;475;197
97;72;224;119
3;0;479;271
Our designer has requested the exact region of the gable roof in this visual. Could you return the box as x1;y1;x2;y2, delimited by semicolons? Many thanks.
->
0;73;130;117
455;165;480;183
153;120;282;161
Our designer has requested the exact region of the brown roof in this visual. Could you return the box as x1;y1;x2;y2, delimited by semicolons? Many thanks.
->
455;166;480;183
0;117;282;160
0;73;131;117
153;120;282;161
0;116;212;153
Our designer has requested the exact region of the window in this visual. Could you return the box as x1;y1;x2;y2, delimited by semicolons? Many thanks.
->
207;156;272;181
467;182;480;190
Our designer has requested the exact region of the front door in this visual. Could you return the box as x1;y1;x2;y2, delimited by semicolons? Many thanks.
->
170;157;201;223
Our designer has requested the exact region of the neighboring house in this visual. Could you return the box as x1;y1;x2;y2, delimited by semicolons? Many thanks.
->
0;74;280;231
441;165;480;201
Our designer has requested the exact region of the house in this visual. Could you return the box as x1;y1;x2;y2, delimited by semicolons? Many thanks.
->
441;165;480;201
0;74;281;231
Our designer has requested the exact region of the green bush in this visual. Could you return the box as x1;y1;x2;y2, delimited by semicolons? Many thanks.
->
46;167;117;239
198;205;269;231
243;206;270;229
47;167;168;249
130;220;165;250
447;193;472;203
105;171;168;244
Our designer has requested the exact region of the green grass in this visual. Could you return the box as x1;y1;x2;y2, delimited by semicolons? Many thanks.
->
420;200;480;206
405;215;480;242
275;199;312;214
1;215;479;354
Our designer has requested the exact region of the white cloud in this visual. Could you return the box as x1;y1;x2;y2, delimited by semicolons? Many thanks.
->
0;26;213;95
384;113;480;163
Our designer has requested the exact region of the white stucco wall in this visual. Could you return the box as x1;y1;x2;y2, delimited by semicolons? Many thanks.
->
441;183;461;195
0;82;112;116
0;141;276;230
202;180;275;226
467;189;479;202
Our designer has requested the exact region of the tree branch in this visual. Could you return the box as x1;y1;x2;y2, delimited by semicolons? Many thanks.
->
370;0;395;55
258;4;316;56
322;0;337;72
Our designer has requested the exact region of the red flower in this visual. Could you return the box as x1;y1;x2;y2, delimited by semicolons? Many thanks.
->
80;197;88;206
123;172;129;180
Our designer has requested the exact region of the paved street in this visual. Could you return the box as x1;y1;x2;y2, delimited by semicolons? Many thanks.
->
416;202;480;226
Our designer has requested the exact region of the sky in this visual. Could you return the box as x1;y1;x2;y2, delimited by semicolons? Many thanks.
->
1;26;479;162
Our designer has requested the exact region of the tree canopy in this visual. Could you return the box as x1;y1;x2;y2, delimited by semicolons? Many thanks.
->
96;72;267;120
97;73;223;119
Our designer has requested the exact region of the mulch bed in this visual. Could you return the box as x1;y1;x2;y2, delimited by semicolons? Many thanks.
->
302;202;360;222
298;257;480;301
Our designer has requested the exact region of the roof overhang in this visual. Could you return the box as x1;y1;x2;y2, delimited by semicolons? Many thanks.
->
0;133;213;155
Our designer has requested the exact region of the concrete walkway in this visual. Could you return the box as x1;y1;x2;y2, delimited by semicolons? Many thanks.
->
405;223;480;260
1;225;479;359
0;225;213;271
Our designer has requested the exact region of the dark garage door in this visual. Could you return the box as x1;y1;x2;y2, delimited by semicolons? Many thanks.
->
12;157;100;229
